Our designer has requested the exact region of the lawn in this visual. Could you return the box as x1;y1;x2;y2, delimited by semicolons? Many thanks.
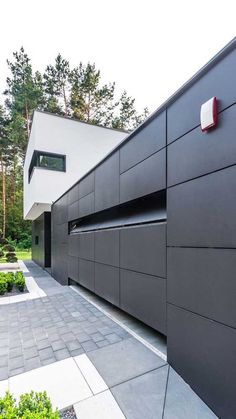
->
0;250;31;263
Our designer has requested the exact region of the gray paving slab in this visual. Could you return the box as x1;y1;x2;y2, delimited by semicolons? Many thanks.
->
112;365;168;419
0;262;130;379
163;367;217;419
87;337;166;387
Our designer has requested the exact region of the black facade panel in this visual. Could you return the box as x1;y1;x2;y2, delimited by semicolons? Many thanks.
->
120;223;166;277
95;152;120;212
68;184;79;205
79;232;94;260
120;149;166;203
78;259;95;291
94;230;119;267
32;214;45;268
78;192;94;218
32;212;51;268
68;200;79;221
167;304;236;419
94;263;119;306
53;244;68;285
68;234;79;257
167;166;236;247
168;104;236;186
68;255;79;281
120;269;166;334
78;172;94;199
167;247;236;328
167;47;236;143
120;111;166;173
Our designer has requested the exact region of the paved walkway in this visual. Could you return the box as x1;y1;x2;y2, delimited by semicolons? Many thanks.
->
0;261;217;418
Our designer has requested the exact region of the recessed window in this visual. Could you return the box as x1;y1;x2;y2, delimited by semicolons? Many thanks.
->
29;150;66;182
35;236;39;245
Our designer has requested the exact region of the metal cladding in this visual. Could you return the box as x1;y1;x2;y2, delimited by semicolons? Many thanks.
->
32;38;236;418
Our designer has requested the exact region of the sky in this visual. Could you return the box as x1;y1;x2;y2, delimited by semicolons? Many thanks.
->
0;0;235;113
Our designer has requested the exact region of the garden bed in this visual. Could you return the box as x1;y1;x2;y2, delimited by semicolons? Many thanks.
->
0;271;27;297
59;407;77;418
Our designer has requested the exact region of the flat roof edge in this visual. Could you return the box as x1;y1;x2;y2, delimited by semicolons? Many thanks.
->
52;36;236;206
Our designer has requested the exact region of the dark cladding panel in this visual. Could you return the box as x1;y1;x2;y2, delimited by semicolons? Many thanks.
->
168;104;236;186
167;47;236;143
68;234;79;257
120;269;166;334
120;149;166;203
94;263;119;306
78;192;94;218
68;184;79;205
94;229;119;267
95;152;120;212
120;223;166;277
79;172;94;199
78;259;95;291
167;247;236;328
167;304;236;419
79;232;94;260
120;111;166;173
167;166;236;247
68;256;79;281
68;200;79;221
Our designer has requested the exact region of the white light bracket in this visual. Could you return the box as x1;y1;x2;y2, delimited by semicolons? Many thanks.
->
200;97;218;132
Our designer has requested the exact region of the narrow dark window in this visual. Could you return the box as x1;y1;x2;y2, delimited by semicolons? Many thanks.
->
28;150;66;182
35;236;39;245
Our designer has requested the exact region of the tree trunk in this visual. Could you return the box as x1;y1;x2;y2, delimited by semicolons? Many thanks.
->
63;85;68;116
25;102;30;137
0;153;6;238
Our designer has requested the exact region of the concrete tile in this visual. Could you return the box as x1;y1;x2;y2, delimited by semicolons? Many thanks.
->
88;337;166;387
0;367;8;381
9;357;92;410
39;347;54;361
81;340;98;352
51;340;66;351
24;356;41;371
74;390;125;419
74;353;108;394
163;367;217;419
54;348;70;361
112;365;168;419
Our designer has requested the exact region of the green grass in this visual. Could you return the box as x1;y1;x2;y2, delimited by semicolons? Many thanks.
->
0;250;31;263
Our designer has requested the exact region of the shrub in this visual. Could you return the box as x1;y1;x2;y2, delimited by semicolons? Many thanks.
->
6;252;18;263
3;244;15;252
0;391;59;418
0;237;8;245
0;279;7;295
5;272;15;292
15;271;25;292
0;250;4;258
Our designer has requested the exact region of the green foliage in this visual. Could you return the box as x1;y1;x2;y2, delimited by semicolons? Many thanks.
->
5;272;15;292
0;277;7;295
3;244;15;252
0;250;4;258
15;271;25;291
0;391;59;418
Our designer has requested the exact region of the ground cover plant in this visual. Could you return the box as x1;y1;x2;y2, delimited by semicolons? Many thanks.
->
0;391;59;418
0;271;25;295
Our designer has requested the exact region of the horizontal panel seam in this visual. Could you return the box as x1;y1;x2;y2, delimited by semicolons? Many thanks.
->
167;245;236;250
77;257;167;279
167;162;236;189
167;301;236;331
120;144;166;175
167;100;236;145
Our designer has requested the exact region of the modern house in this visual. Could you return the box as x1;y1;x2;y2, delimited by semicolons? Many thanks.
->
24;110;127;267
24;37;236;418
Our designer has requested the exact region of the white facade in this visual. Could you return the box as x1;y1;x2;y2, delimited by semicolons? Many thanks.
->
24;111;127;220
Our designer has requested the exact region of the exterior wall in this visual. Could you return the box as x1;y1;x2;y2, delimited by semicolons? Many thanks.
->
51;40;236;418
32;212;51;268
24;111;127;220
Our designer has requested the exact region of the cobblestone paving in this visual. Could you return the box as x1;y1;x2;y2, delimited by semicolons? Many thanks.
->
0;269;130;380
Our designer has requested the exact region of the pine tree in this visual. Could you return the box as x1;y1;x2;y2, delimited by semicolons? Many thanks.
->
43;54;70;115
70;63;118;125
112;91;149;131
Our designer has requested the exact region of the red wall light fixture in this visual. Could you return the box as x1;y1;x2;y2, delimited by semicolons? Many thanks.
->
200;97;218;132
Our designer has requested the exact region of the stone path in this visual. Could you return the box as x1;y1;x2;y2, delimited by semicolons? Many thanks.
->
0;260;217;418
